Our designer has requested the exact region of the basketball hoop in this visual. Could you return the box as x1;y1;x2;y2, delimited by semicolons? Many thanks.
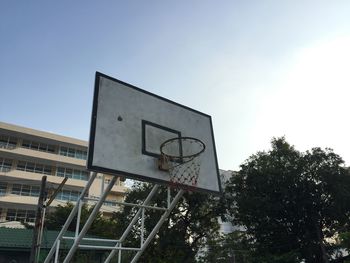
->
159;137;205;188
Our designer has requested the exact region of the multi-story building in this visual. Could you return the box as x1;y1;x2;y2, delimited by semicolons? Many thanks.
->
0;121;127;224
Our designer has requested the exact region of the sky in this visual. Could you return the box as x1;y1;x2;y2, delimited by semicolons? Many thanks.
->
1;1;350;171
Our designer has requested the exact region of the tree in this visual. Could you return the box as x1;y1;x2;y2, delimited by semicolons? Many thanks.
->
42;203;120;262
45;202;119;239
224;137;350;263
197;230;253;263
113;182;222;263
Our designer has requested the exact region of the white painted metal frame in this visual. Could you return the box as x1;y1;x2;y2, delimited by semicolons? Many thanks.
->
43;172;184;263
44;172;98;263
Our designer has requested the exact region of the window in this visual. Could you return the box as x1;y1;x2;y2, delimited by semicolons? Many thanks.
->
68;148;75;157
21;185;31;196
34;164;44;173
11;184;40;197
11;184;21;195
65;168;73;177
0;158;12;172
26;162;35;173
0;135;17;149
57;167;65;177
31;186;40;196
22;140;31;148
16;161;52;175
104;200;116;207
6;209;36;223
76;150;84;159
47;145;55;153
21;139;56;154
44;166;52;175
31;141;39;150
39;144;47;151
16;161;26;171
59;146;68;156
0;182;7;196
56;167;88;181
58;146;87;160
56;189;81;202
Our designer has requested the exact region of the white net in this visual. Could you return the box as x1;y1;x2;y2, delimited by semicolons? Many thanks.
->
160;137;205;188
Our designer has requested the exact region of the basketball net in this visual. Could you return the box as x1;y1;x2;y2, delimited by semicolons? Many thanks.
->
159;137;205;190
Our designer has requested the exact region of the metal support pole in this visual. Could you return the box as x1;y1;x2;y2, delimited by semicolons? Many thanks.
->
43;172;97;263
141;208;145;245
75;199;83;238
63;236;119;243
167;186;171;208
84;197;167;211
37;206;46;261
118;243;122;263
79;245;141;251
130;189;184;263
54;240;60;263
104;185;160;263
101;174;105;196
63;176;117;263
30;175;47;263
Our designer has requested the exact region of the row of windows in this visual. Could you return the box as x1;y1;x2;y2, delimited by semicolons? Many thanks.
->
57;167;89;181
11;184;40;197
0;183;40;197
0;133;87;161
0;158;89;181
1;158;90;181
6;208;36;223
2;183;118;207
0;158;12;172
56;190;81;202
21;139;55;153
17;161;52;175
59;146;87;160
0;135;17;149
0;182;81;203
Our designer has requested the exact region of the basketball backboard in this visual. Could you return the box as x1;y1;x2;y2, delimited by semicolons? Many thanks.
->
87;72;221;194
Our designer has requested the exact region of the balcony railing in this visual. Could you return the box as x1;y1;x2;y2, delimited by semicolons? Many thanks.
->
0;142;17;150
0;167;11;173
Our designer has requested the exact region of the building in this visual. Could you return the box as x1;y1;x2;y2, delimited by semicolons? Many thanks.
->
0;121;127;224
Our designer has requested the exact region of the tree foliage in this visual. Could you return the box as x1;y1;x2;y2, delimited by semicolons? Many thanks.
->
224;137;350;263
197;230;253;263
45;202;118;238
113;182;222;263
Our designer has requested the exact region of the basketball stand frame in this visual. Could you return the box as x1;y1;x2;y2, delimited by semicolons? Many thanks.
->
43;172;184;263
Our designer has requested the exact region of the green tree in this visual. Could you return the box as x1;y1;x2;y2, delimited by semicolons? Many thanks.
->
45;202;119;238
113;182;222;263
224;137;350;263
197;231;253;263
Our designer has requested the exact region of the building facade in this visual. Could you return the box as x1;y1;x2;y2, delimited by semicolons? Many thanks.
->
0;121;127;224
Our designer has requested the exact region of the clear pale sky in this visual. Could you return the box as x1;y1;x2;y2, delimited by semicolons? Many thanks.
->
1;1;350;170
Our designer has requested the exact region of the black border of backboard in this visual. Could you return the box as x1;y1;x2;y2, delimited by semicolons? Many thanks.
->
87;71;222;195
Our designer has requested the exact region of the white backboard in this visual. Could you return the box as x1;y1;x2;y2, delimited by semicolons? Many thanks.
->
87;72;221;194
